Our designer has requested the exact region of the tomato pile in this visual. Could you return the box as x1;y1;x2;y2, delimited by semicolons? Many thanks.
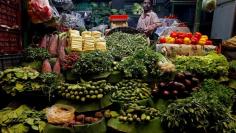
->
159;32;213;45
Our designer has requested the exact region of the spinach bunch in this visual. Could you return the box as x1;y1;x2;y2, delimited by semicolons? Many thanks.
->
72;51;113;75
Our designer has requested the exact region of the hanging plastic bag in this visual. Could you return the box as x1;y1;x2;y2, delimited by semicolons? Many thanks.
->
46;104;75;124
28;0;60;24
202;0;217;12
52;0;74;11
60;12;86;31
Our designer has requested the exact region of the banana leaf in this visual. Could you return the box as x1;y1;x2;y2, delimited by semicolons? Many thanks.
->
107;117;164;133
57;94;112;113
91;72;111;80
43;124;74;133
111;97;154;109
73;118;106;133
107;71;122;83
229;80;236;90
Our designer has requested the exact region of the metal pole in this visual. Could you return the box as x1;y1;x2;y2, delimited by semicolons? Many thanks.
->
193;0;203;32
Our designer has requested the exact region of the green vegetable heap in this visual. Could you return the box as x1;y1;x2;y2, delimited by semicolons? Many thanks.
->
111;80;151;102
117;48;175;78
0;67;60;96
106;32;148;59
57;80;113;102
0;105;46;133
24;47;50;61
162;79;235;133
118;103;159;123
72;51;113;75
175;52;229;77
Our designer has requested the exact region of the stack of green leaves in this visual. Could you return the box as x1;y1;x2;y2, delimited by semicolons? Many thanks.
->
174;52;229;77
0;105;46;133
161;79;236;133
72;51;113;75
0;67;60;97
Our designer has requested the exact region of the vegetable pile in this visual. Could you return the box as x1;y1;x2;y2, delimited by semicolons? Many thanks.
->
24;47;50;61
72;51;113;75
57;80;113;102
154;72;200;98
111;80;151;102
161;79;235;133
106;32;148;59
118;103;159;123
117;48;175;78
62;52;80;70
0;105;46;133
0;67;60;97
175;52;229;77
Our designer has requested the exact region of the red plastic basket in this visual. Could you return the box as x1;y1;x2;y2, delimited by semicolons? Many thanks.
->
109;15;129;21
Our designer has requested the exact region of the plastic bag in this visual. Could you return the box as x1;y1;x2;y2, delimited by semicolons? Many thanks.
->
60;12;86;31
52;0;74;11
202;0;216;12
28;0;60;24
46;104;75;124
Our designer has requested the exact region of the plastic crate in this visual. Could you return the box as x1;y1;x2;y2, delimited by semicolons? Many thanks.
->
0;0;22;54
0;0;20;27
0;54;23;70
0;27;22;54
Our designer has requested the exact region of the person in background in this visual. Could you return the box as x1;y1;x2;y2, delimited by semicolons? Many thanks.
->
137;0;162;39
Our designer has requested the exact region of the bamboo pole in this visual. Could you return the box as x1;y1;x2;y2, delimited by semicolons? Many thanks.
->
193;0;203;32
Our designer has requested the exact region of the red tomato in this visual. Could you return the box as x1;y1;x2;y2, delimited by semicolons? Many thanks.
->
159;36;166;43
205;40;213;45
186;33;193;39
178;32;186;39
194;32;202;39
175;38;184;44
191;37;198;44
170;32;178;38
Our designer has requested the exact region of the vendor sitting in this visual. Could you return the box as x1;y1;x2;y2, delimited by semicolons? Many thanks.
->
137;0;162;39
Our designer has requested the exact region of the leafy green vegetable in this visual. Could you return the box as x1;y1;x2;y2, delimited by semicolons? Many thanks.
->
174;52;229;77
161;79;235;133
0;105;46;133
106;32;148;59
24;47;50;61
72;51;113;75
117;48;174;78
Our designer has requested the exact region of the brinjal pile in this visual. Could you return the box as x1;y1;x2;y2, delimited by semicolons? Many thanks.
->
153;72;200;98
57;80;113;102
111;80;151;102
118;103;159;123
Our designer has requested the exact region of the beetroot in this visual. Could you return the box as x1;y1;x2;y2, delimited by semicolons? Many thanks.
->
42;59;52;73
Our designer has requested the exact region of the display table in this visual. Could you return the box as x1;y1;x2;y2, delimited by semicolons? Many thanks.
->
156;44;217;56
